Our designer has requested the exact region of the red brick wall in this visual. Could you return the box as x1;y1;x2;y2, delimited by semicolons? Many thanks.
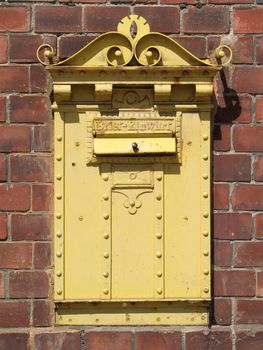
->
0;1;262;349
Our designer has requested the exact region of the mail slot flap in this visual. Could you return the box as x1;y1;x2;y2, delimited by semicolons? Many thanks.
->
94;137;176;155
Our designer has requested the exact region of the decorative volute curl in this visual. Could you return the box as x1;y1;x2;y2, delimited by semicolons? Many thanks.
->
37;15;232;68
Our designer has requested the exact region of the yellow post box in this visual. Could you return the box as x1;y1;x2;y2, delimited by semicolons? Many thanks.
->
38;15;231;325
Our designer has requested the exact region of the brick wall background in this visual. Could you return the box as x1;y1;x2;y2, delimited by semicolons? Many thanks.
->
0;0;263;349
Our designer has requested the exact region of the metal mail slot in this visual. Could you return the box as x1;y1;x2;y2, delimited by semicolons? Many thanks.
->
94;137;176;155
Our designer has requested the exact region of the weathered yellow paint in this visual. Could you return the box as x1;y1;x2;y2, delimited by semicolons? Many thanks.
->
39;15;231;325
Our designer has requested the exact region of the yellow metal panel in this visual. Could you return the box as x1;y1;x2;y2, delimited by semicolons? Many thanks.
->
94;137;176;155
164;113;202;298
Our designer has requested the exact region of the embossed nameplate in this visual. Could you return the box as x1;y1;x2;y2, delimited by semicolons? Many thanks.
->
93;118;175;137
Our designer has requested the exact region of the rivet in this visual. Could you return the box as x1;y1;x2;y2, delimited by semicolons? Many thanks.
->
56;289;62;295
102;175;109;181
104;213;109;220
203;154;208;160
103;272;109;278
56;193;62;200
130;200;135;207
203;250;209;256
56;174;62;180
122;302;128;307
203;230;209;237
56;232;62;238
203;287;209;293
56;213;62;219
103;289;109;295
72;162;76;167
56;251;62;258
156;174;162;181
156;213;162;220
156;233;162;239
202;174;208;180
78;216;83;221
103;194;109;201
57;135;62;141
104;252;109;258
201;314;206;320
203;192;208;198
129;172;136;180
157;288;163;294
56;155;62;161
56;271;62;277
203;269;209;275
156;252;162;258
156;317;161;322
104;233;109;239
203;134;209;141
75;141;80;147
157;271;162;277
156;194;162;201
203;212;209;218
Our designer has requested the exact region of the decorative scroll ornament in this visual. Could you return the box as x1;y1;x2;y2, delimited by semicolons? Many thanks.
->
114;190;152;215
37;15;232;68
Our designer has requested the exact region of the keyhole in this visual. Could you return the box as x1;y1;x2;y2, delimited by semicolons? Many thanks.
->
132;142;139;152
130;21;138;39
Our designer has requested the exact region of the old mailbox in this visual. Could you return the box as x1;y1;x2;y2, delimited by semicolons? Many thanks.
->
38;15;231;325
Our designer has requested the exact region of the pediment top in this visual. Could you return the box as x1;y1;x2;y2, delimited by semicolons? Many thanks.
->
37;15;232;70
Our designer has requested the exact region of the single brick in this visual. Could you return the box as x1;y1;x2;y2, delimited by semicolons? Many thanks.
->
9;271;49;298
233;184;263;211
0;213;7;240
0;125;30;153
234;242;263;267
214;213;252;240
0;272;4;298
215;94;252;124
256;37;263;64
11;214;50;240
10;155;52;182
209;0;253;3
34;332;81;350
236;300;263;323
84;331;133;350
214;270;255;297
234;8;263;34
255;155;263;181
214;154;251;182
257;271;263;297
134;7;179;33
0;302;30;327
30;65;48;93
0;96;6;122
172;36;206;58
256;96;263;122
58;35;96;59
32;184;52;211
214;241;231;267
34;242;51;269
10;95;50;123
255;213;263;239
33;300;53;327
0;243;32;269
0;333;29;350
0;154;6;182
0;36;8;63
213;299;231;325
10;34;56;63
232;67;263;94
234;126;263;152
83;7;130;33
185;330;231;350
183;6;229;34
213;125;231;151
213;184;229;210
135;332;181;350
0;66;29;93
0;6;30;32
236;330;263;350
0;185;30;211
231;36;254;64
33;125;52;152
35;6;82;33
